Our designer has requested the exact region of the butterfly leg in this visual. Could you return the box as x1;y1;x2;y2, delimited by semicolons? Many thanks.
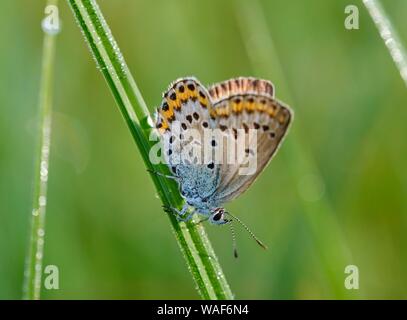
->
194;216;210;225
148;169;179;181
176;210;196;223
162;203;195;222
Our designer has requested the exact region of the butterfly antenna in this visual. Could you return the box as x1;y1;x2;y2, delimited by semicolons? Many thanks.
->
228;221;239;258
226;212;267;250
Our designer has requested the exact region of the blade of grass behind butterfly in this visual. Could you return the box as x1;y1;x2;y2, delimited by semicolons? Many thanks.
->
66;0;233;299
234;0;358;299
363;0;407;87
342;1;407;217
23;0;59;300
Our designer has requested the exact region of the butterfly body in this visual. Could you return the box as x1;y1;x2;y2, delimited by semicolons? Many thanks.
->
154;77;292;226
177;163;221;212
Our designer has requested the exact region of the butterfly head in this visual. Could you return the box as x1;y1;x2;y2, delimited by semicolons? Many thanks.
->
210;207;268;258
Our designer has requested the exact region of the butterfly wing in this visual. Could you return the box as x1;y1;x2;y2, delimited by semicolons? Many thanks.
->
155;77;221;203
207;77;293;203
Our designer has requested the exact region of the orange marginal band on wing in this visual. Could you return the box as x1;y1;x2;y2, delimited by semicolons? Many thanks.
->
156;77;213;132
210;94;291;127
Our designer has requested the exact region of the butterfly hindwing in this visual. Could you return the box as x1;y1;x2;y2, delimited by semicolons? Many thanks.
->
208;77;275;103
207;77;292;203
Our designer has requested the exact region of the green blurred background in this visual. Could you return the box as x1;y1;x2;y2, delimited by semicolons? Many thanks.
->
1;0;406;299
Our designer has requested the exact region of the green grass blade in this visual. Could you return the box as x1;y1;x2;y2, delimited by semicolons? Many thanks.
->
235;0;358;298
23;0;59;300
66;0;233;299
363;0;407;87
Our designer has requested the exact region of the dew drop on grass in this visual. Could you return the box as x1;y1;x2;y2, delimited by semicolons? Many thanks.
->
39;196;47;207
146;116;155;128
42;20;61;35
41;5;61;36
37;228;45;237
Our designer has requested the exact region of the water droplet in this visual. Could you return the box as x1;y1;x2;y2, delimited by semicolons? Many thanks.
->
146;116;155;128
39;196;47;207
37;229;45;237
41;5;61;36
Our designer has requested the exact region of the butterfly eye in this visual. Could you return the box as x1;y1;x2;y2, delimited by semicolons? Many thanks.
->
212;208;225;222
213;212;223;221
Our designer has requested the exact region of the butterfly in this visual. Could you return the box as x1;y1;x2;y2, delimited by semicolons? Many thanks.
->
154;77;292;255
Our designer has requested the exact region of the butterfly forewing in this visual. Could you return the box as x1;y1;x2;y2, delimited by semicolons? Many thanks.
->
155;77;222;205
155;77;215;167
